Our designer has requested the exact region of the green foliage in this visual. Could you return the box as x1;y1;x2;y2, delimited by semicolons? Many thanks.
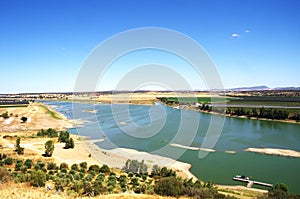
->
30;170;46;187
44;140;54;157
99;164;110;174
24;159;33;168
4;157;13;165
154;176;184;197
64;138;75;149
15;137;24;155
47;162;57;170
60;162;69;170
89;164;100;173
96;173;105;182
37;128;58;137
14;160;23;171
58;131;70;143
79;162;87;169
123;159;148;174
71;163;79;171
1;111;9;119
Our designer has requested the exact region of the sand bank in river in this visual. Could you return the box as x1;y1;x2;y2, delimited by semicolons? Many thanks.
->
170;143;216;152
245;147;300;158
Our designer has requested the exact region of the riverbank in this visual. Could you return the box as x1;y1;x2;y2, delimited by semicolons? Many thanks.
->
245;147;300;158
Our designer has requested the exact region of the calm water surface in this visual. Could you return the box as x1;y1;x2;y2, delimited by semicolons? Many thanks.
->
44;101;300;193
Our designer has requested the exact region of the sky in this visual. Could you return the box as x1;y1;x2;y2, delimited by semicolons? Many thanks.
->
0;0;299;93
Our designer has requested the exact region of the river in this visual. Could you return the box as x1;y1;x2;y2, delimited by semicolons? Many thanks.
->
44;101;300;193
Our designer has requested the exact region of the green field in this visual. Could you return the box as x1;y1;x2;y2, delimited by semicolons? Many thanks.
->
227;96;300;107
158;97;229;104
0;104;29;108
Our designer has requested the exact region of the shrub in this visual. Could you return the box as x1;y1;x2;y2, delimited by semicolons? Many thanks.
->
89;164;100;173
154;176;184;197
99;164;110;174
24;159;33;168
60;162;69;170
45;140;54;157
4;157;13;165
47;162;57;170
64;138;75;149
96;173;105;182
15;137;24;155
14;160;23;171
30;170;46;187
58;131;70;143
79;162;87;169
71;163;79;171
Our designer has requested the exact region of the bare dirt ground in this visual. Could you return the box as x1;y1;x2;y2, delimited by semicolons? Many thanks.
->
0;102;74;132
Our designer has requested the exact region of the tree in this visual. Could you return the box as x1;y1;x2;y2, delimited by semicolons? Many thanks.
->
30;170;46;187
58;131;70;143
45;140;54;157
64;138;75;149
99;164;110;174
15;137;24;155
154;176;184;197
21;116;27;123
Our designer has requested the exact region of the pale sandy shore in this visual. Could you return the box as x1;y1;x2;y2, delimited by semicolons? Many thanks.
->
81;138;198;180
245;147;300;158
170;143;216;152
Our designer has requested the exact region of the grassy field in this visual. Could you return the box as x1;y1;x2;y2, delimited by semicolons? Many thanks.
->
161;97;229;104
0;104;29;108
227;96;300;107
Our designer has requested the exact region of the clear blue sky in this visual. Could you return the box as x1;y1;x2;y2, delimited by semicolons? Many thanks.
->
0;0;299;93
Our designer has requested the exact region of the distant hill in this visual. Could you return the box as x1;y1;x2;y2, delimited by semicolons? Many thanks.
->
226;86;300;91
273;87;300;91
228;86;270;91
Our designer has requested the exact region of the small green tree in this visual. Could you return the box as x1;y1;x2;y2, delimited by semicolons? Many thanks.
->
64;138;75;149
15;137;24;155
45;140;54;157
30;170;46;187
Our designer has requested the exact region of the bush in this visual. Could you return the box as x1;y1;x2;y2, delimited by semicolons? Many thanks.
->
15;137;24;155
79;162;87;169
45;140;54;157
96;173;105;182
24;159;33;168
64;138;75;149
71;163;79;171
14;160;23;171
60;162;69;170
30;170;46;187
99;164;110;174
47;162;57;170
154;176;184;197
4;157;13;165
58;131;70;143
89;164;100;173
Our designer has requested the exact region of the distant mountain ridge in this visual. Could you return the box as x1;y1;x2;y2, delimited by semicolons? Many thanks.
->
226;85;300;91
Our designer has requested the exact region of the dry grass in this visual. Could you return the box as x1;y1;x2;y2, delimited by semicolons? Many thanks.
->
0;183;188;199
